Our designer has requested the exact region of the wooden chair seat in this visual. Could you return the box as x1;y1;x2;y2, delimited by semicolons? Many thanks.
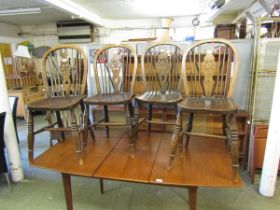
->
84;92;133;105
27;96;84;111
136;91;182;105
178;97;238;114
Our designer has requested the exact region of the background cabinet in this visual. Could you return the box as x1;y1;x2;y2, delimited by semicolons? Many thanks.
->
249;124;280;184
8;87;44;120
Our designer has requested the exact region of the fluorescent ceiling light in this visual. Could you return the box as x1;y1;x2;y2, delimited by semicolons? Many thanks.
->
0;7;41;16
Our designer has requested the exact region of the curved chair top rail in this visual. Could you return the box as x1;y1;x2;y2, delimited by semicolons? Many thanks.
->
140;41;183;94
181;38;240;98
41;44;88;97
92;44;138;94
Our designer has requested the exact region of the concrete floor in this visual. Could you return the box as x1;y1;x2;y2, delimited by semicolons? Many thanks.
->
0;115;279;210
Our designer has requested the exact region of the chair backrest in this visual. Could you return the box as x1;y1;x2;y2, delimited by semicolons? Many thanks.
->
182;38;239;98
141;42;183;94
41;45;88;97
92;44;138;94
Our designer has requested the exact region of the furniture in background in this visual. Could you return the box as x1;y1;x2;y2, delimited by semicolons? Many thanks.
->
84;44;138;155
169;38;240;183
0;112;12;191
5;45;37;90
8;87;44;120
249;18;280;124
214;24;236;39
5;73;37;90
134;42;183;136
26;45;88;165
247;18;280;181
249;124;280;184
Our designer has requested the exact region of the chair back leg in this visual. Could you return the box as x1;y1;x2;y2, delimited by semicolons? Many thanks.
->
27;110;35;162
103;106;109;138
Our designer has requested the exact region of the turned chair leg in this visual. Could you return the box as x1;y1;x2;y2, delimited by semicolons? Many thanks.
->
70;109;84;165
85;104;95;142
147;104;153;135
103;105;109;138
45;111;54;146
133;102;140;139
56;111;65;141
27;110;35;162
222;114;229;146
185;112;194;147
168;110;182;169
229;114;239;183
125;104;135;159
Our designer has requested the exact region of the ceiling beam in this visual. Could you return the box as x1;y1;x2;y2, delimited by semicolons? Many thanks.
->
231;1;257;23
258;0;272;14
42;0;106;27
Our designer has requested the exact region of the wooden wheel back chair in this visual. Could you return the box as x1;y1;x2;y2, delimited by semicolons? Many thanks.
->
134;42;183;136
27;45;88;165
83;44;138;155
169;38;240;183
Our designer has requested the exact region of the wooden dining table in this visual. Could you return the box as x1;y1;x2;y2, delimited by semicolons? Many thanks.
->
30;129;242;210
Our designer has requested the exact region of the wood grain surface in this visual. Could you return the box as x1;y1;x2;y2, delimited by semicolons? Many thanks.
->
31;130;241;187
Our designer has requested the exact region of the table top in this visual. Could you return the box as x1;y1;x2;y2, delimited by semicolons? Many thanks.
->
31;129;242;188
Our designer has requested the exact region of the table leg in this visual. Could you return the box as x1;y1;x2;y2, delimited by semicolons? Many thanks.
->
62;173;73;210
188;186;197;210
100;178;104;194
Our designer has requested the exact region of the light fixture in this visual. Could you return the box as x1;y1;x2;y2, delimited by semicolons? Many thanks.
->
13;45;33;75
0;7;41;16
14;45;32;58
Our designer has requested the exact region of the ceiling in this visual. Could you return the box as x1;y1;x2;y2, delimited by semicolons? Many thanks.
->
70;0;208;19
0;0;72;25
0;0;210;26
0;0;278;27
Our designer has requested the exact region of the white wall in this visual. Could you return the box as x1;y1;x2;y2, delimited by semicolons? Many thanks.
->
16;17;215;47
0;22;22;47
0;22;20;38
20;24;59;47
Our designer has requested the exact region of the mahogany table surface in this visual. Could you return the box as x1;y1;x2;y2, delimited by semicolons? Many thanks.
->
31;130;242;188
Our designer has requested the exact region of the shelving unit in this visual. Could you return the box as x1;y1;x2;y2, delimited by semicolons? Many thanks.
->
248;17;280;181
